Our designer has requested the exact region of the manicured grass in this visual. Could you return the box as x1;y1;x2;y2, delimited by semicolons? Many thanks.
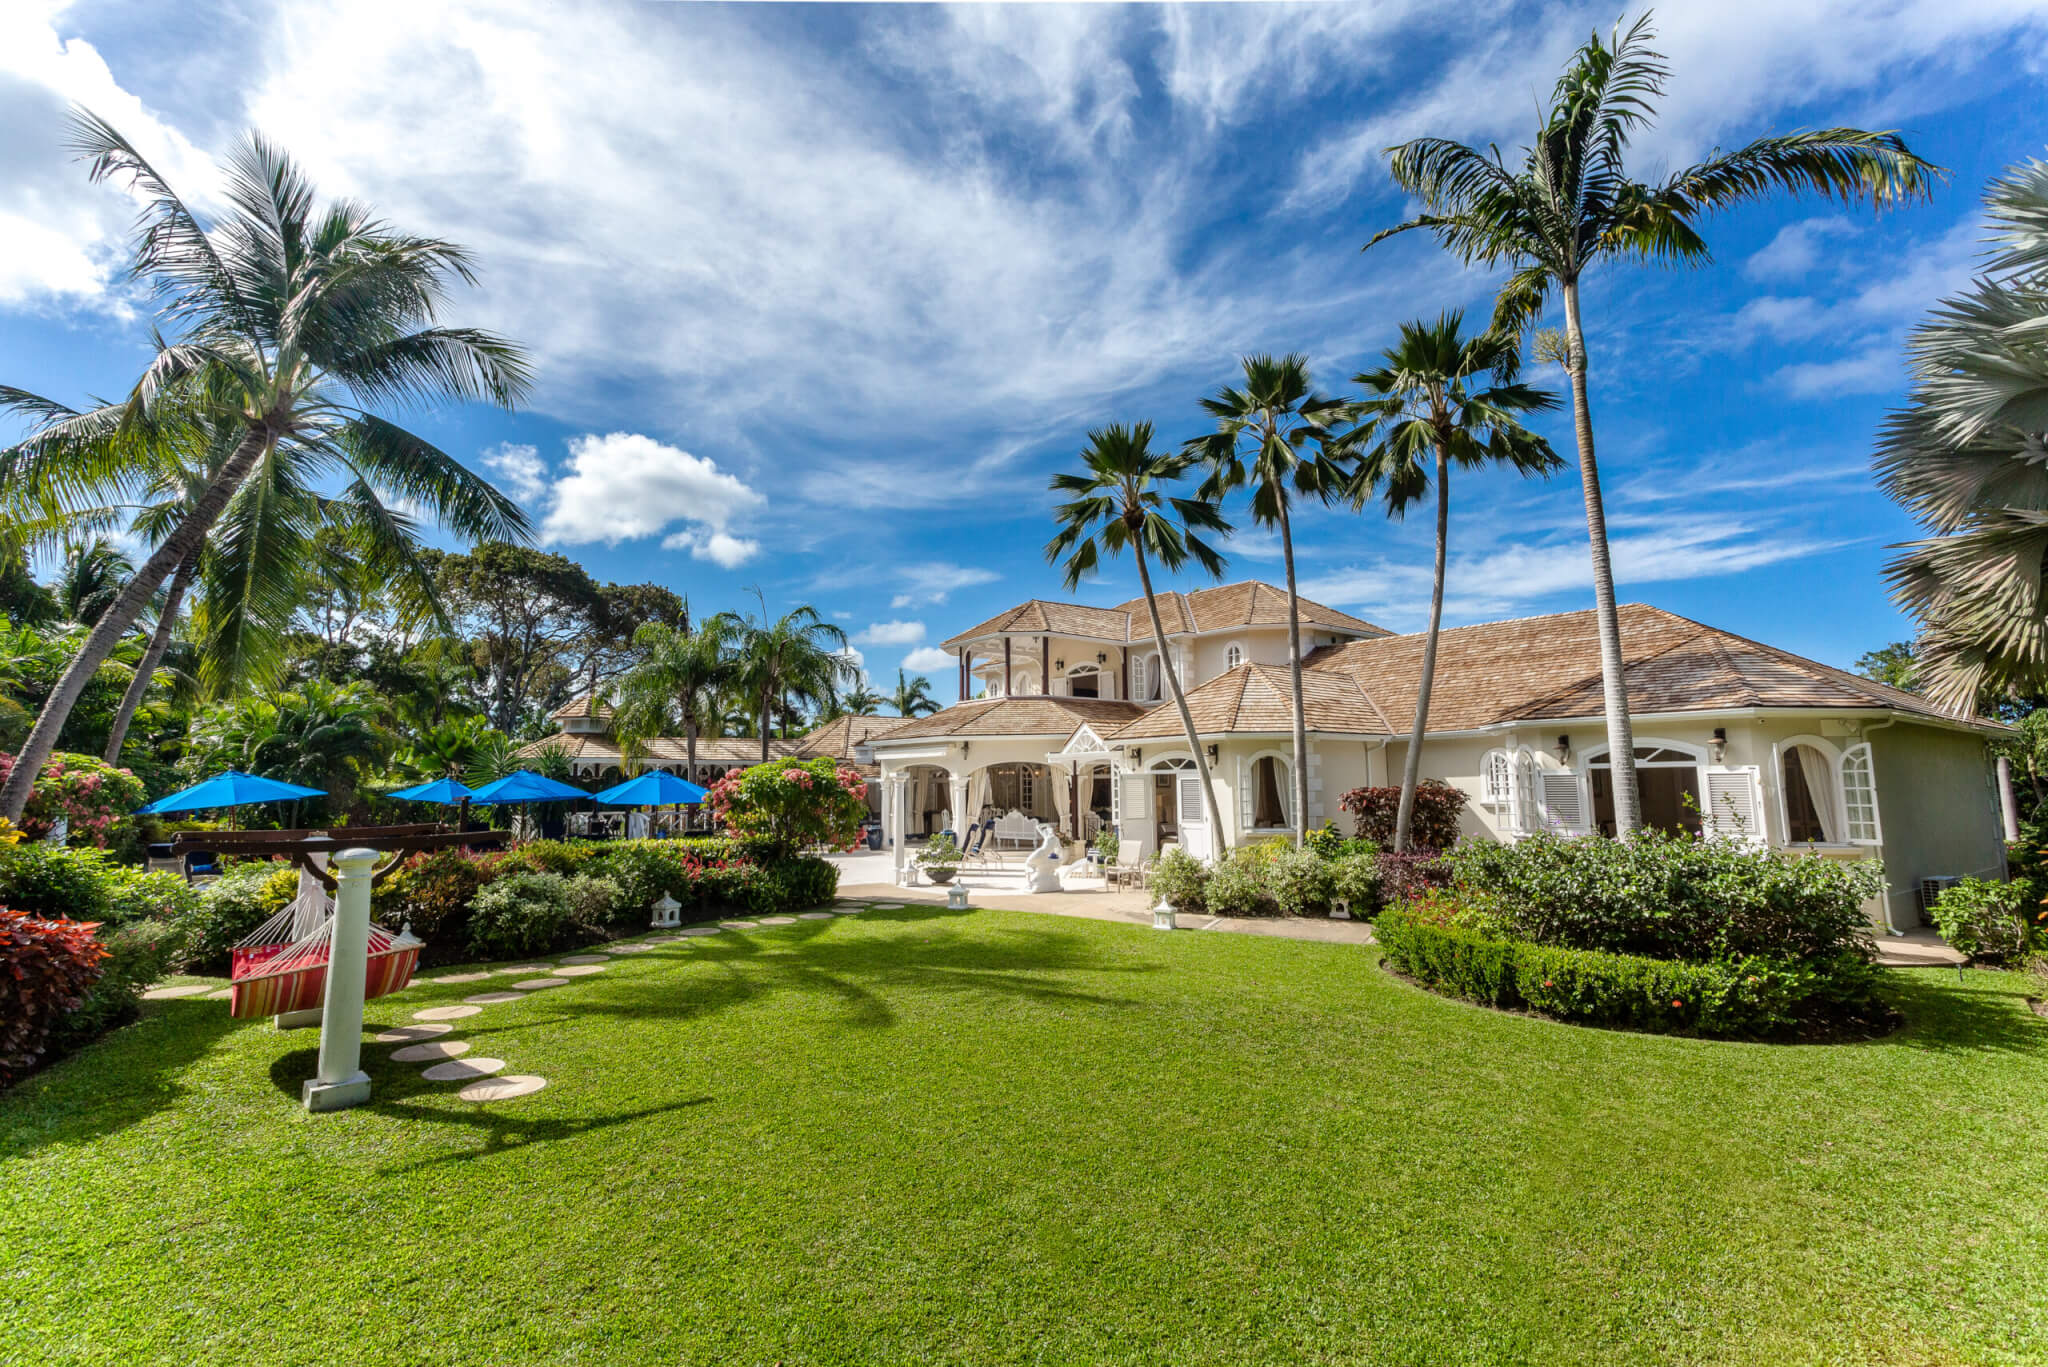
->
3;905;2046;1365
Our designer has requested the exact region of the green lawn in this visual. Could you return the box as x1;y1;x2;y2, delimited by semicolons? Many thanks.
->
3;904;2046;1366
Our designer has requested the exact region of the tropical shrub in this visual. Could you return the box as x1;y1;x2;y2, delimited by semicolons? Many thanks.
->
1266;847;1335;917
1340;779;1469;850
914;833;963;873
0;910;107;1083
1444;831;1882;963
1376;848;1451;905
101;864;202;927
500;838;603;877
707;757;867;855
0;842;115;923
1930;877;2035;963
565;873;630;930
583;841;697;912
1151;847;1207;913
1203;857;1270;917
0;751;147;847
182;862;300;970
1328;854;1382;916
467;872;579;959
1093;828;1120;866
742;856;837;914
53;919;187;1053
1305;822;1378;861
374;846;499;945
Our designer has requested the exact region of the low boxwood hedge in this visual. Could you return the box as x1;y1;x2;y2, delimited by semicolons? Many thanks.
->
1375;904;1887;1040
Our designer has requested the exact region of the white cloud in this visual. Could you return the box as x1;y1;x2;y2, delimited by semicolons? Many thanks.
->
890;562;1000;609
541;430;763;548
854;619;925;647
901;646;954;672
1743;217;1860;282
480;442;547;504
833;645;868;689
662;528;761;569
1773;344;1902;399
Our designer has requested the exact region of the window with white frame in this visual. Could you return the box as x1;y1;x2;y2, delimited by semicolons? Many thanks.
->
1250;755;1290;829
1776;736;1881;847
1144;654;1161;701
1840;742;1880;844
1224;643;1243;669
1480;749;1513;808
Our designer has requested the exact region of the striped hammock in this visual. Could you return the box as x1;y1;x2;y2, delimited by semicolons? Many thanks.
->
227;861;422;1020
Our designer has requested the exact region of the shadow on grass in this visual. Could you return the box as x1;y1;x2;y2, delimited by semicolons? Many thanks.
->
1881;967;2048;1056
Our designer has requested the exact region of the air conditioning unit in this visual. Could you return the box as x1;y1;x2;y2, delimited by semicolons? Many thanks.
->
1919;876;1962;914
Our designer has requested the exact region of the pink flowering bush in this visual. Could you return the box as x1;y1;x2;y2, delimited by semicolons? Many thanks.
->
707;757;868;855
0;752;146;848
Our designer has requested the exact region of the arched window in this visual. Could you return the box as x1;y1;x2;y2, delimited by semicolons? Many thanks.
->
1479;749;1513;808
1780;742;1839;843
1224;643;1244;670
1144;654;1161;701
1065;664;1101;699
1250;754;1290;829
1840;742;1880;844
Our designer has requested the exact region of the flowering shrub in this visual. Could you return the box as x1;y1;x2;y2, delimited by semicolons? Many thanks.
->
1;909;108;1083
0;751;146;847
708;757;867;855
1340;780;1469;851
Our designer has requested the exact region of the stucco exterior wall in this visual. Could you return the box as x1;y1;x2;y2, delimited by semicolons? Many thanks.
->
1867;722;2005;929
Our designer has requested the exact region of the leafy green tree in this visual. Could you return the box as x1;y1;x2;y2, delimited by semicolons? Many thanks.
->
1348;314;1562;852
889;669;940;718
715;596;854;762
1047;422;1233;848
1856;641;1920;693
0;114;529;823
435;543;603;733
1187;355;1351;846
1368;13;1939;833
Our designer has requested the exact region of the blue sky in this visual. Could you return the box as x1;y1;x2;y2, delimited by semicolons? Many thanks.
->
4;1;2047;702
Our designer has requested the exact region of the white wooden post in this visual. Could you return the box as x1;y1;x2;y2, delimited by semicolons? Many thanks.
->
303;847;377;1113
890;773;910;886
1998;755;2021;842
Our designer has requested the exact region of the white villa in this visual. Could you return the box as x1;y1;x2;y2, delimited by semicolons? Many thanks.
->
861;582;2010;934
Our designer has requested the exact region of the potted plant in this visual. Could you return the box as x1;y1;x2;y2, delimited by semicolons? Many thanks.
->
916;833;963;884
1092;828;1120;872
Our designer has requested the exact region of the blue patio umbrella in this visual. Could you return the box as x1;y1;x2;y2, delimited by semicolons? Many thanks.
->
467;770;589;805
135;770;328;815
388;776;478;805
589;770;708;807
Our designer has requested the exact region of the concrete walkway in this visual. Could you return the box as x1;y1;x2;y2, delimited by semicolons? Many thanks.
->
1871;927;1969;968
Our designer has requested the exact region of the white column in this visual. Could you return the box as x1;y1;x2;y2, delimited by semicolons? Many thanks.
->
889;773;910;885
304;847;377;1113
1999;755;2022;842
950;773;971;834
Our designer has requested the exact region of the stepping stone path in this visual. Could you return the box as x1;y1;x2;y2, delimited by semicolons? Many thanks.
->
558;954;609;964
376;1023;452;1043
433;972;494;985
422;1057;505;1082
204;987;233;999
757;915;797;925
391;1039;470;1062
464;991;523;1005
511;977;569;991
868;903;904;911
142;983;212;1000
456;1075;547;1102
554;964;605;977
499;964;552;975
831;908;864;915
718;919;760;930
678;927;721;937
413;1004;482;1022
606;943;657;954
798;911;835;920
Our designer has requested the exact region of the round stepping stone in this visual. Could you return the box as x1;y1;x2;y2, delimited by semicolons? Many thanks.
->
376;1023;452;1043
391;1039;470;1062
456;1074;547;1102
607;943;656;953
798;911;835;920
421;1056;505;1082
433;972;493;985
413;1004;482;1022
204;987;234;999
142;983;212;1000
757;915;797;925
499;963;551;974
832;908;865;915
558;954;609;964
718;919;760;930
511;977;569;991
464;991;523;1005
554;964;606;977
678;926;721;937
868;903;904;911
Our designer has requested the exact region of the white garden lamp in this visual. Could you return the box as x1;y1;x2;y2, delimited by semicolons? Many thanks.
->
651;892;681;929
303;847;379;1112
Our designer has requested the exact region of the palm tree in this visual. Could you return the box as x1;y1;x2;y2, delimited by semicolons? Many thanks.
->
0;113;529;823
1186;354;1351;846
1367;13;1940;833
715;595;854;762
889;669;941;717
610;616;731;782
1879;156;2048;711
839;684;886;717
1348;314;1562;851
1047;422;1233;850
53;538;134;627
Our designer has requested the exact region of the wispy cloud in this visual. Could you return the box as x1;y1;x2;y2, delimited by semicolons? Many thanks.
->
901;645;954;673
854;619;925;647
891;563;1000;609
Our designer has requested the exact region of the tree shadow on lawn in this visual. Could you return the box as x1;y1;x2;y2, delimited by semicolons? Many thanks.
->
574;904;1161;1033
1882;967;2048;1056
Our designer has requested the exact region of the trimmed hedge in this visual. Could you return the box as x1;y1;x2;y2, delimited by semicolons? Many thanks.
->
1375;904;1886;1039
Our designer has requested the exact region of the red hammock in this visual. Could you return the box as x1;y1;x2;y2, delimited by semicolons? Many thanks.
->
225;866;421;1020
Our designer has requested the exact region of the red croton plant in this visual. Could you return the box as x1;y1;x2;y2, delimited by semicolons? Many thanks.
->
0;909;109;1084
1339;779;1470;851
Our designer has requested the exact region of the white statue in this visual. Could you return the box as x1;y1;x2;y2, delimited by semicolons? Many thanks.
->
1022;822;1063;894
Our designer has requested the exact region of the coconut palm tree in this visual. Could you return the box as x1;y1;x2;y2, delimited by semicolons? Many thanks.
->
1047;422;1233;850
889;669;941;718
1186;354;1351;846
838;684;886;717
610;615;731;782
1348;314;1562;851
1367;13;1940;833
715;596;854;762
1879;156;2048;711
0;113;529;823
52;538;134;627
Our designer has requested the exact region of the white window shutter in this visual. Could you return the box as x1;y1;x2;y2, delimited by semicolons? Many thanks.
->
1178;773;1211;860
1117;773;1151;860
1237;754;1253;833
1704;766;1765;844
1539;770;1585;833
1840;743;1881;845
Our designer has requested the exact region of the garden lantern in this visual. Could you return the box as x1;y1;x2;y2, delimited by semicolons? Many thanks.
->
651;892;681;929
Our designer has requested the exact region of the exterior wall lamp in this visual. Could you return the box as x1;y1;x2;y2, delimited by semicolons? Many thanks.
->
1055;659;1065;670
1554;733;1571;764
1097;652;1107;664
1205;744;1219;763
1710;727;1728;763
1130;748;1142;764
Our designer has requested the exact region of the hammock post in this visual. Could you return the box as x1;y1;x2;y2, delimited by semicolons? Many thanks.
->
303;847;379;1113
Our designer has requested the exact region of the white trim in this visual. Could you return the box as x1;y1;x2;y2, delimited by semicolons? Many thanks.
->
1243;748;1293;833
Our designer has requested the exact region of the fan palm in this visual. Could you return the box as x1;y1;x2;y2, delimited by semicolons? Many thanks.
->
610;615;731;782
1348;314;1562;851
714;596;854;763
1367;13;1940;833
1879;156;2048;710
889;669;941;718
1186;354;1351;846
0;112;529;823
1047;422;1233;850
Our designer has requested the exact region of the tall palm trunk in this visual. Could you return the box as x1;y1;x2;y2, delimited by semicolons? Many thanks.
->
1393;448;1450;853
3;425;272;822
1561;279;1639;837
1134;546;1227;851
102;548;199;764
758;684;772;763
1275;498;1310;847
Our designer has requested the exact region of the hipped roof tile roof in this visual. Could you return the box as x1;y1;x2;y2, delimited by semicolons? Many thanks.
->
940;580;1387;647
872;695;1146;741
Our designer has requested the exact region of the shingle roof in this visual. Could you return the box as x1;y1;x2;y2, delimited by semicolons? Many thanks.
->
940;580;1388;648
548;694;613;722
790;713;910;760
513;733;797;767
1106;663;1389;740
871;695;1147;741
